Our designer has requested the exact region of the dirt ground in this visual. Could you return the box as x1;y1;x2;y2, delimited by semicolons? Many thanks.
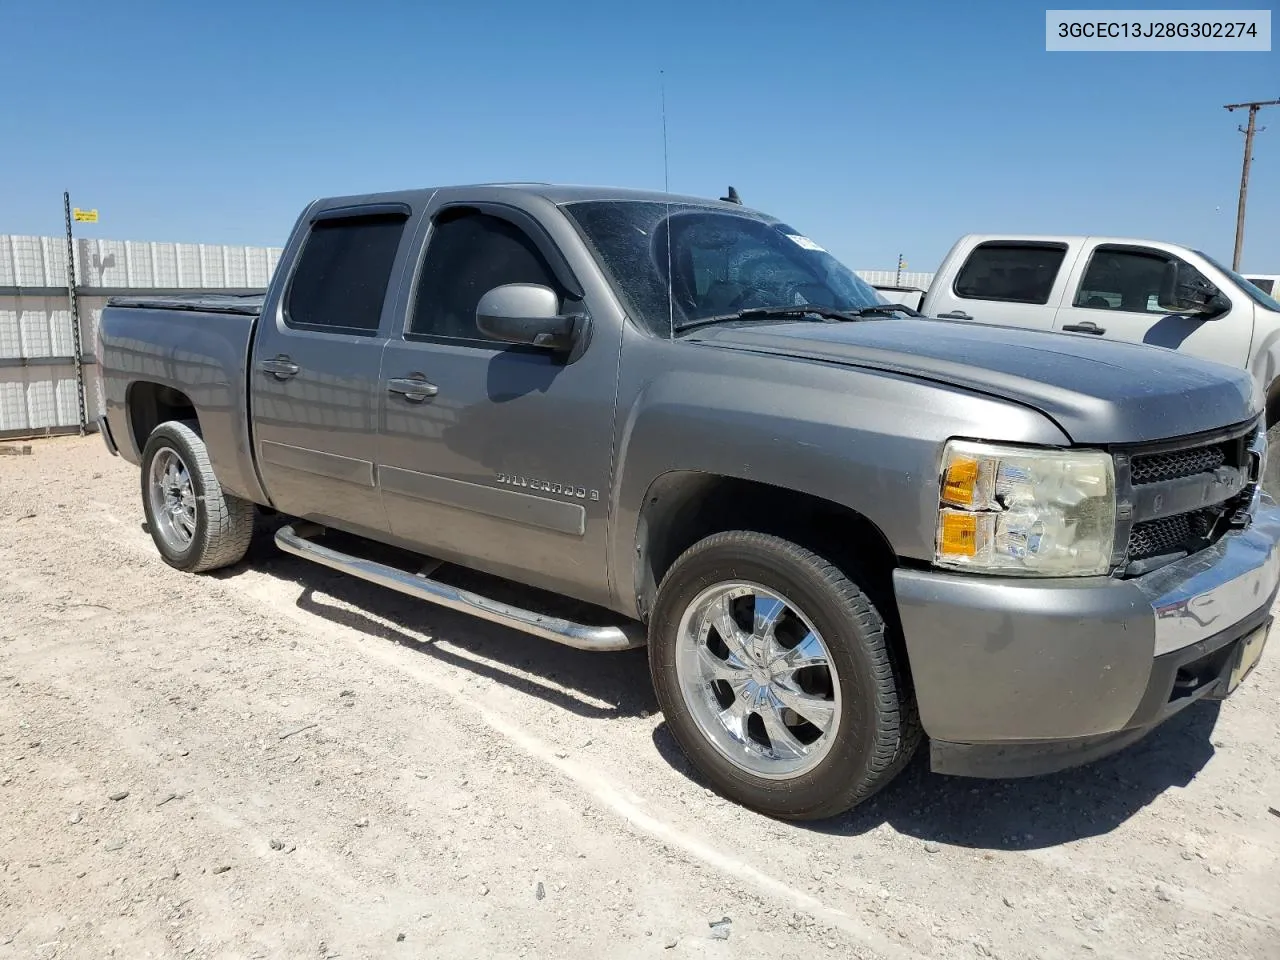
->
1;435;1278;960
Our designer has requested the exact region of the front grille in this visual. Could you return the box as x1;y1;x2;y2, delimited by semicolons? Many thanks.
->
1131;445;1225;484
1114;420;1262;576
1127;511;1215;562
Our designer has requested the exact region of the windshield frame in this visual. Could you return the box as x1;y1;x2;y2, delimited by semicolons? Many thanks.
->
559;198;885;338
1194;248;1280;313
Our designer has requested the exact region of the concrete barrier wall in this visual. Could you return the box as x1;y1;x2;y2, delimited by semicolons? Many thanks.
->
0;235;283;438
855;270;937;290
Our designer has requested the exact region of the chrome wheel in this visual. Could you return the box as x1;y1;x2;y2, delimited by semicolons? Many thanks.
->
674;581;841;779
147;446;197;551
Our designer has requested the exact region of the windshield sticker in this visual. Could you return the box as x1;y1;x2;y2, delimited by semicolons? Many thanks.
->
786;234;826;252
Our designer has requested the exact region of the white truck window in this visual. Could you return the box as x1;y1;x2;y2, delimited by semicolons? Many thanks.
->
1072;246;1209;315
952;242;1067;305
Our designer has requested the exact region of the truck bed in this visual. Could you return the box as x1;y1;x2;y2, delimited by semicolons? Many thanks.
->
105;293;265;316
98;293;266;506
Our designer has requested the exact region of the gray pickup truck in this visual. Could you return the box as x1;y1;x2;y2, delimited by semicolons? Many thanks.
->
97;183;1280;821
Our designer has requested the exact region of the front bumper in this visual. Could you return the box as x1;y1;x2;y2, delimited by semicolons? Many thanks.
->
893;502;1280;778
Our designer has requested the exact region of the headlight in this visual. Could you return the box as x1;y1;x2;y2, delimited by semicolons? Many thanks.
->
934;440;1116;577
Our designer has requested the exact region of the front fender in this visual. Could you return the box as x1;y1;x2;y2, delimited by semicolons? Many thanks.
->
1248;306;1280;416
606;339;1069;618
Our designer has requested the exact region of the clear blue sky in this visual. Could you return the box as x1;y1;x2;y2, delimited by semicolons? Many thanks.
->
4;0;1278;273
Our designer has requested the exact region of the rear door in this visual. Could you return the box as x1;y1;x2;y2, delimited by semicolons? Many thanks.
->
251;202;414;535
927;240;1073;329
375;200;621;604
1051;242;1251;367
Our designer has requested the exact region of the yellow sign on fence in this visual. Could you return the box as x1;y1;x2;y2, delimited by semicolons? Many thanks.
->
73;208;98;223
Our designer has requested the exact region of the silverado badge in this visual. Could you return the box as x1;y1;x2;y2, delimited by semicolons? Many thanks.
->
496;473;599;501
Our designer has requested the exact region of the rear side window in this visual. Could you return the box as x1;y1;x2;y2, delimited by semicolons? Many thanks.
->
953;242;1067;305
409;211;563;342
285;213;407;335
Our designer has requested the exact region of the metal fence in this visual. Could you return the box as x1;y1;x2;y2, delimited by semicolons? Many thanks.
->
0;234;283;439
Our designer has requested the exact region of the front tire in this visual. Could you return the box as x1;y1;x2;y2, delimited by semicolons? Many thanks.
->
648;531;921;821
140;420;255;573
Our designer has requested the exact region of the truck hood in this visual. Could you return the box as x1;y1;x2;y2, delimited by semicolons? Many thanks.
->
686;318;1260;445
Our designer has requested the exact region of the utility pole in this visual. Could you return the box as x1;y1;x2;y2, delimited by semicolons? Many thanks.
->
1224;98;1280;271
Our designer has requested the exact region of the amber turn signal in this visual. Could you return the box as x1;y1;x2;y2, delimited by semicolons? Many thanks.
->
938;511;978;557
941;457;979;506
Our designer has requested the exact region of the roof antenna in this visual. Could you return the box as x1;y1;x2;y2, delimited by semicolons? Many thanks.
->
660;69;673;338
720;185;741;204
659;70;670;193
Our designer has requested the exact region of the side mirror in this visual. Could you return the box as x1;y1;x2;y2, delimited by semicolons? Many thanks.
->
1203;290;1232;317
1158;261;1227;317
476;283;580;351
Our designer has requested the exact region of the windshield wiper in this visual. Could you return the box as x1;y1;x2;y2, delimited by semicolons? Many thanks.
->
674;302;924;333
851;302;926;318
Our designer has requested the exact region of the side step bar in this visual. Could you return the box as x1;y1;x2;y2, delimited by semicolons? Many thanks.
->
274;523;646;652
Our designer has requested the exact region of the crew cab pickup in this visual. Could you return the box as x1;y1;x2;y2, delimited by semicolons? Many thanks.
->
915;235;1280;492
97;185;1280;820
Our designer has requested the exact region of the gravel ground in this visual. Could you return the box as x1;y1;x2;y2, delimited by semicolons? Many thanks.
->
1;435;1279;960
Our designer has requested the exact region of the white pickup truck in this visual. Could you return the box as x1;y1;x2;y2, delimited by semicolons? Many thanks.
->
883;235;1280;490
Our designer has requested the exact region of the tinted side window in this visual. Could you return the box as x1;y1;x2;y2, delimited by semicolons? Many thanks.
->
410;212;562;342
953;243;1066;305
1074;246;1208;314
285;214;407;335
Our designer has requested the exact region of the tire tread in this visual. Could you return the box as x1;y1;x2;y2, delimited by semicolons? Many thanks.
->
144;420;254;573
653;530;922;819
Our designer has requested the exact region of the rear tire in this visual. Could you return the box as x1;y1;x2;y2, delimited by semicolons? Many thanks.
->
139;420;255;573
648;531;921;821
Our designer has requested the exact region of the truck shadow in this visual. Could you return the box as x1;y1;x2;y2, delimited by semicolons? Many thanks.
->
219;523;658;722
215;520;1222;850
651;701;1221;850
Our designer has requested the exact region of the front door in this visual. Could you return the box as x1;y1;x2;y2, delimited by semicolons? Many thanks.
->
251;206;413;535
376;203;620;606
1052;243;1251;368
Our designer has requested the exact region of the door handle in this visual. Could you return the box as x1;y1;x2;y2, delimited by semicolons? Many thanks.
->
387;376;439;403
258;356;300;379
1062;321;1106;335
937;310;972;320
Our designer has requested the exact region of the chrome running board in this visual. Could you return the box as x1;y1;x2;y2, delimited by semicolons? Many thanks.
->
274;523;646;652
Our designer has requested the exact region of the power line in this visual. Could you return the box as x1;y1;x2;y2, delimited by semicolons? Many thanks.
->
1224;98;1280;271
